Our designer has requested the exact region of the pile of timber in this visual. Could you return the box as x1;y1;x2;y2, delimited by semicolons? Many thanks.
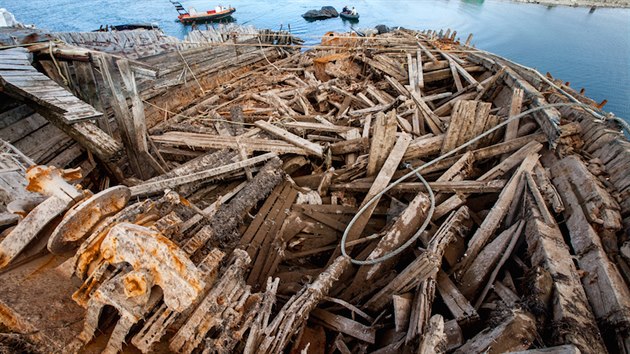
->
0;24;629;354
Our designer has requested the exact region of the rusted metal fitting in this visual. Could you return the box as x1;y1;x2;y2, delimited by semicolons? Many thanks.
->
101;222;205;312
26;165;84;201
47;185;131;254
123;270;154;298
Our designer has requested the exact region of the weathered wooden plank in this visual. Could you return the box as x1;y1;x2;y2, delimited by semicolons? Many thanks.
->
366;110;398;176
151;131;306;155
509;345;582;354
436;270;478;325
364;206;472;313
441;100;491;154
0;54;102;124
0;113;47;143
459;220;524;303
453;309;536;354
0;105;35;129
311;308;376;344
342;133;411;251
129;152;277;197
343;192;430;299
456;153;539;274
502;67;562;147
97;54;153;179
525;214;607;353
550;155;630;349
330;180;506;194
504;88;524;142
255;120;323;157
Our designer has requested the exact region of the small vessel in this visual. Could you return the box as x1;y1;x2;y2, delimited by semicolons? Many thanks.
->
340;11;359;20
171;1;236;24
340;8;359;20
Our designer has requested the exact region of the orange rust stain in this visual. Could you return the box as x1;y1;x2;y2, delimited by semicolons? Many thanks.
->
0;252;9;268
0;305;22;330
433;38;460;51
135;214;159;226
179;197;191;207
172;255;185;274
25;166;59;193
216;296;225;306
320;32;360;48
124;275;146;297
313;53;351;64
76;233;109;277
61;168;83;181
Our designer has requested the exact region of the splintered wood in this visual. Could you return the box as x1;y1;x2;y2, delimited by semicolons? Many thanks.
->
0;25;629;354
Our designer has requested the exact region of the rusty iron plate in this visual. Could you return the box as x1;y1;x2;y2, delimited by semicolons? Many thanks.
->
47;185;131;255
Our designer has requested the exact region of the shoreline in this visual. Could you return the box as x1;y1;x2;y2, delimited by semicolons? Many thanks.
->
511;0;630;8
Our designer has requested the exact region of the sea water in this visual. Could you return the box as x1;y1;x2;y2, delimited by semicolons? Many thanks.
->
1;0;628;119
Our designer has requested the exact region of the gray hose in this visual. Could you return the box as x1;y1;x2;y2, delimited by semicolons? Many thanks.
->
340;101;598;265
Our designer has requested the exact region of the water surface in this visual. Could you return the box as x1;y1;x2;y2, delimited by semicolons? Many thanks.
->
1;0;628;119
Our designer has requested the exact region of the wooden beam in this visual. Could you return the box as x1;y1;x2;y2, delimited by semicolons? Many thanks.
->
353;133;411;240
456;153;539;274
452;309;536;354
330;180;506;194
130;153;277;197
152;131;307;155
525;213;607;353
504;88;524;142
366;110;398;177
343;192;430;299
437;270;478;325
550;155;630;349
311;308;376;344
255;120;323;157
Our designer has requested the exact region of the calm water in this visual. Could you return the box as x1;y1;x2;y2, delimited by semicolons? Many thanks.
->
1;0;628;119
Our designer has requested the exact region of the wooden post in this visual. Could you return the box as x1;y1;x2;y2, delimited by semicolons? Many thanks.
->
97;54;154;179
366;110;398;177
504;88;524;143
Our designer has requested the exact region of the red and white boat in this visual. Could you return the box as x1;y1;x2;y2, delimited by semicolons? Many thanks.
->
171;2;236;24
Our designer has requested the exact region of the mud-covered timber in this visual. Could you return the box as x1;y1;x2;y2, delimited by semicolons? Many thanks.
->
0;21;629;354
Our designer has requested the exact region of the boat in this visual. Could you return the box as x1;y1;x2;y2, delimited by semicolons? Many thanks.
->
171;1;236;24
340;10;359;20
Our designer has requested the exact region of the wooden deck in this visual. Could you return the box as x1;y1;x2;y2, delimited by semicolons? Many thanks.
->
0;48;102;124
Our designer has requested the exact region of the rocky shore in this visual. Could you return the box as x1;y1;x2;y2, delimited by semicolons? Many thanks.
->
512;0;630;8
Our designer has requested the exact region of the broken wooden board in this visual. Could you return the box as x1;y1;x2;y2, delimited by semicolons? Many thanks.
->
0;48;103;123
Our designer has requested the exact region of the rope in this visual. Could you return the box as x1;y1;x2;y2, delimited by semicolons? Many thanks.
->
347;162;435;266
340;101;597;265
257;37;280;71
141;99;256;126
176;46;205;94
49;41;69;86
